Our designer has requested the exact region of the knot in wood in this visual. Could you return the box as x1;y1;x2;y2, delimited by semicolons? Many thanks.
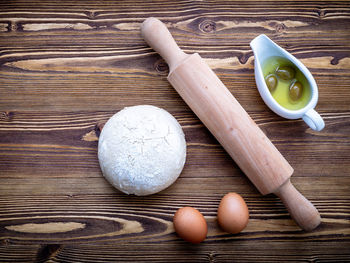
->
1;111;14;121
88;11;96;19
207;252;216;262
9;22;17;32
199;20;216;33
1;239;10;245
318;9;326;18
36;244;62;262
275;23;286;33
154;59;169;75
331;56;340;65
238;53;249;65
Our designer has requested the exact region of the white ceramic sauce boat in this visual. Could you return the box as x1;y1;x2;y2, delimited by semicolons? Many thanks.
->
250;34;325;131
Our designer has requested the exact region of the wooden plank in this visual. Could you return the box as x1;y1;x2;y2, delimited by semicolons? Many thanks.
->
0;111;349;178
0;178;349;245
0;1;349;112
1;242;349;263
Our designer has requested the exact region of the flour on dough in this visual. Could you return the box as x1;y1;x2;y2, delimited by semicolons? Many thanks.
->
98;105;186;196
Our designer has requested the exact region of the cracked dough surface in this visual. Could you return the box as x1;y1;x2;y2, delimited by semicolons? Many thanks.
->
98;105;186;196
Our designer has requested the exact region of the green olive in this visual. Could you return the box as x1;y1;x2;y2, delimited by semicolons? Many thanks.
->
276;66;295;80
265;74;277;92
289;81;303;101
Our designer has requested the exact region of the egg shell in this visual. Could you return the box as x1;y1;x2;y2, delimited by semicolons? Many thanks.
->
173;207;207;244
217;192;249;234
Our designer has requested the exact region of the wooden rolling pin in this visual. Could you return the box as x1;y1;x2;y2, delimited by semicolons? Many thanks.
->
141;17;321;231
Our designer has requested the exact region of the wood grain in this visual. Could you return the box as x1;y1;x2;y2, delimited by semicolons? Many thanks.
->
0;0;350;262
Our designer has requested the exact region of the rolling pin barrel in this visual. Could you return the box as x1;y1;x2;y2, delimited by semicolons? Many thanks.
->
141;17;321;231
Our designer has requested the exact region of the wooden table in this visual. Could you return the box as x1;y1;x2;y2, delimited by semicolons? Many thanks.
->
1;1;349;262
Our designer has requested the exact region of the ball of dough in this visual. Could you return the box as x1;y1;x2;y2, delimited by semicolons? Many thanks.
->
98;105;186;196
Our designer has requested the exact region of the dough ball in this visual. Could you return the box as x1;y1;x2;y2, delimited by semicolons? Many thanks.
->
98;105;186;196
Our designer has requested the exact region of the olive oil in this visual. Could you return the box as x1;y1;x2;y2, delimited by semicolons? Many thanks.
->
262;56;311;110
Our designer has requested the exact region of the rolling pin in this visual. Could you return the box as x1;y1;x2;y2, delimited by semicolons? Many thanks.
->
141;17;321;231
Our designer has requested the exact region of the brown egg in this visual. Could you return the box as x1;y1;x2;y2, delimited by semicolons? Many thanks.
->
173;206;207;244
217;193;249;234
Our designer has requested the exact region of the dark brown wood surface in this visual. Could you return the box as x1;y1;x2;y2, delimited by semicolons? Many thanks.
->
1;0;350;262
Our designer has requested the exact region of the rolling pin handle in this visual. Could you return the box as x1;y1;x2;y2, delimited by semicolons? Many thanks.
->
141;17;188;72
274;179;321;231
